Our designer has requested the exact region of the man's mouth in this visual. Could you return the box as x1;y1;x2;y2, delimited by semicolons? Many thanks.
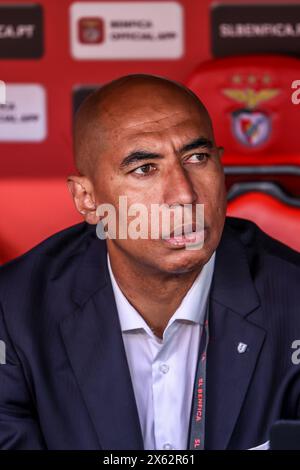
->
162;223;206;248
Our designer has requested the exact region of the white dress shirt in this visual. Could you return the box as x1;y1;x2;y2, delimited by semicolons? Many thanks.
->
107;252;216;450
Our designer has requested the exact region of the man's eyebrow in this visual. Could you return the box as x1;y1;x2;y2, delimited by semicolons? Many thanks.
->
179;137;214;153
119;137;214;170
119;151;163;169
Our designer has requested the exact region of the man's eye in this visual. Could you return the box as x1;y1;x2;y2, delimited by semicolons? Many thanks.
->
132;164;157;176
184;153;209;163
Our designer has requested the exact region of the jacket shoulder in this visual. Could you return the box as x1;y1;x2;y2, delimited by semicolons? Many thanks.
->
0;222;95;300
226;216;300;273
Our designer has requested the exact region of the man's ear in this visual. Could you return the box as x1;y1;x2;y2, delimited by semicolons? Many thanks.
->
67;175;99;224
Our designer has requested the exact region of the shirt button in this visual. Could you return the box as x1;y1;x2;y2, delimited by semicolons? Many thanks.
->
159;363;169;374
163;443;173;450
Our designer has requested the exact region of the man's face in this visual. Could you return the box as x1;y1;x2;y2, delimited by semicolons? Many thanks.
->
91;92;227;274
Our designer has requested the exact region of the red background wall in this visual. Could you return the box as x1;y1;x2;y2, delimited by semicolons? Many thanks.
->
2;0;300;179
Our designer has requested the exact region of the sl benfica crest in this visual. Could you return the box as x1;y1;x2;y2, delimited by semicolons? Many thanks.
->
78;17;104;44
223;79;279;148
231;109;270;147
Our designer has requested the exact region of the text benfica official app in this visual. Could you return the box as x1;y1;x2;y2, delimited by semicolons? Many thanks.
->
0;3;43;59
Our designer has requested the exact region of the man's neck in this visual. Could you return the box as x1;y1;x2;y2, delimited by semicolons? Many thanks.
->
107;245;202;338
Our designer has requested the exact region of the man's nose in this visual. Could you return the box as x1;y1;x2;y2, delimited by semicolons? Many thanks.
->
163;161;197;206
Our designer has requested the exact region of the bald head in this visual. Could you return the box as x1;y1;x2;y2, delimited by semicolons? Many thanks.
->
69;73;226;277
73;74;212;178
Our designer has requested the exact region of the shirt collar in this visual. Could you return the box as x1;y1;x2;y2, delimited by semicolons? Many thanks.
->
107;251;216;335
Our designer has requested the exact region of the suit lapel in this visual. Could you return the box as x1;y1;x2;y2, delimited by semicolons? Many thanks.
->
59;220;267;450
205;222;266;450
60;232;144;450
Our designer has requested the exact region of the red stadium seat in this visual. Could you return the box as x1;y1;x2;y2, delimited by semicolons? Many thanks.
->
224;166;300;198
186;55;300;170
0;178;81;264
227;182;300;252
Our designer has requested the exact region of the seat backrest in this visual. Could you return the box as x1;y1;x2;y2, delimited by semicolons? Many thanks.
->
186;55;300;167
227;182;300;252
0;178;81;264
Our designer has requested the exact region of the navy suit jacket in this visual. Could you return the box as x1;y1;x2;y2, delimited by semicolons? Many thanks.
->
0;217;300;450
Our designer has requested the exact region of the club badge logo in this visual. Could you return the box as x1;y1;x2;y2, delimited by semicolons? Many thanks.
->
237;342;248;354
78;17;104;44
222;76;280;148
231;109;270;147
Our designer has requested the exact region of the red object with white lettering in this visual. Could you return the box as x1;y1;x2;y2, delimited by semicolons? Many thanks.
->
186;55;300;166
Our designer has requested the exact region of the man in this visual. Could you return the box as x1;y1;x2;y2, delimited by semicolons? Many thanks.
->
0;74;300;450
